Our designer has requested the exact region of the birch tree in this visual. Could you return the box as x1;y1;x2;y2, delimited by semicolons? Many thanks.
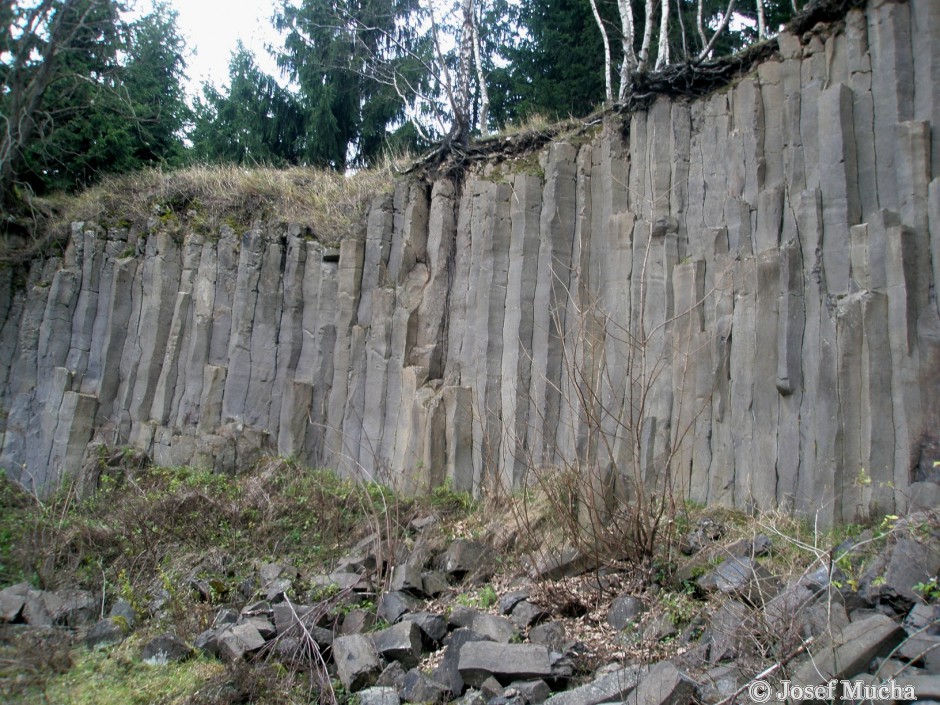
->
469;1;490;133
589;0;613;103
655;0;671;69
617;0;638;101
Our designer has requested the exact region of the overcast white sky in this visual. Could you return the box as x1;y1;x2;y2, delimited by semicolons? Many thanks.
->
152;0;284;96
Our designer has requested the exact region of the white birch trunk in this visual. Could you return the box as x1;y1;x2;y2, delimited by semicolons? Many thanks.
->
589;0;613;102
696;0;708;52
637;0;655;72
655;0;671;69
617;0;638;101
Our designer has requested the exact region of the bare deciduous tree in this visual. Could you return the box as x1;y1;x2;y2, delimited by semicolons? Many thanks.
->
1;0;120;209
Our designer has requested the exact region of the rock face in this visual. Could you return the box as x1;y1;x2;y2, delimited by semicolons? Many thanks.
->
2;0;939;526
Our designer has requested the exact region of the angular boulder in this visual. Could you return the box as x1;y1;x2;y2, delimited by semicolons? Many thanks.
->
359;687;401;705
607;596;645;631
333;633;382;692
862;538;940;604
401;611;448;645
218;622;267;662
378;590;420;624
543;666;648;705
85;616;131;650
371;621;423;668
471;613;518;643
0;583;29;622
626;662;696;705
421;571;451;597
439;540;490;577
458;643;553;687
401;668;449;705
790;614;905;687
434;628;495;695
391;564;426;595
511;601;546;629
697;557;777;604
141;633;193;665
529;621;566;652
527;546;595;581
507;679;551;704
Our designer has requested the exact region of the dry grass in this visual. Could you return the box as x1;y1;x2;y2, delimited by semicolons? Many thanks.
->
56;163;399;244
2;162;401;263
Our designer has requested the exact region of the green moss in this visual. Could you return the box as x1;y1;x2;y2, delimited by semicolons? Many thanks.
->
430;480;475;513
8;644;224;705
508;152;545;179
456;584;497;609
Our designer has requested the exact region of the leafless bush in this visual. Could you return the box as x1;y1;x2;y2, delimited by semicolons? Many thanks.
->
505;241;723;584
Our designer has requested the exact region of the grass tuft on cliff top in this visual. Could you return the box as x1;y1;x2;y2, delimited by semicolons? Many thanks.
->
50;161;400;244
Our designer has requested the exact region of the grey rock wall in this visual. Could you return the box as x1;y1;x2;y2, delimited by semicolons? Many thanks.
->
1;0;938;525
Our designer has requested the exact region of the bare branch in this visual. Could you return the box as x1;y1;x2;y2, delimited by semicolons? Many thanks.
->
697;0;738;62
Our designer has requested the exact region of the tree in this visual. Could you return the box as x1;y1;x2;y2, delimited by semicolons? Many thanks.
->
608;0;799;99
1;0;190;207
490;0;609;126
189;43;306;166
2;0;122;205
118;3;190;167
274;0;431;170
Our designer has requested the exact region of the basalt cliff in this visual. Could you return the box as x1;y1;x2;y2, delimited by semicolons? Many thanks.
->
2;0;939;526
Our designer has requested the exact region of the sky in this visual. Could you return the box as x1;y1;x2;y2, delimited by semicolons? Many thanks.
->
154;0;284;96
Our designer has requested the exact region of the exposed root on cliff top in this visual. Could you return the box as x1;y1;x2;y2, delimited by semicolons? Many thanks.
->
406;0;867;182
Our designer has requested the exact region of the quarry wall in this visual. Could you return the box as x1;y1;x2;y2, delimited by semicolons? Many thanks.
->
2;0;939;525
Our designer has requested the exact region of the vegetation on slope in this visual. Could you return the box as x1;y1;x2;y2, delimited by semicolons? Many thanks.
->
0;456;479;703
1;163;400;264
2;449;930;705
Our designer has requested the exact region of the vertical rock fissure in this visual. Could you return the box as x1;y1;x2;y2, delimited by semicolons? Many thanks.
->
3;0;938;522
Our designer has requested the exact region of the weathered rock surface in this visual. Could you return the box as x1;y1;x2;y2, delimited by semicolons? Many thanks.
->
543;666;648;705
458;643;554;687
333;633;382;691
371;621;423;668
697;557;777;605
141;633;192;665
627;662;696;705
607;596;645;631
1;0;938;531
401;668;449;705
790;614;905;687
434;627;493;695
359;686;401;705
401;611;448;644
378;590;419;624
85;616;131;650
218;622;267;662
471;613;519;643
